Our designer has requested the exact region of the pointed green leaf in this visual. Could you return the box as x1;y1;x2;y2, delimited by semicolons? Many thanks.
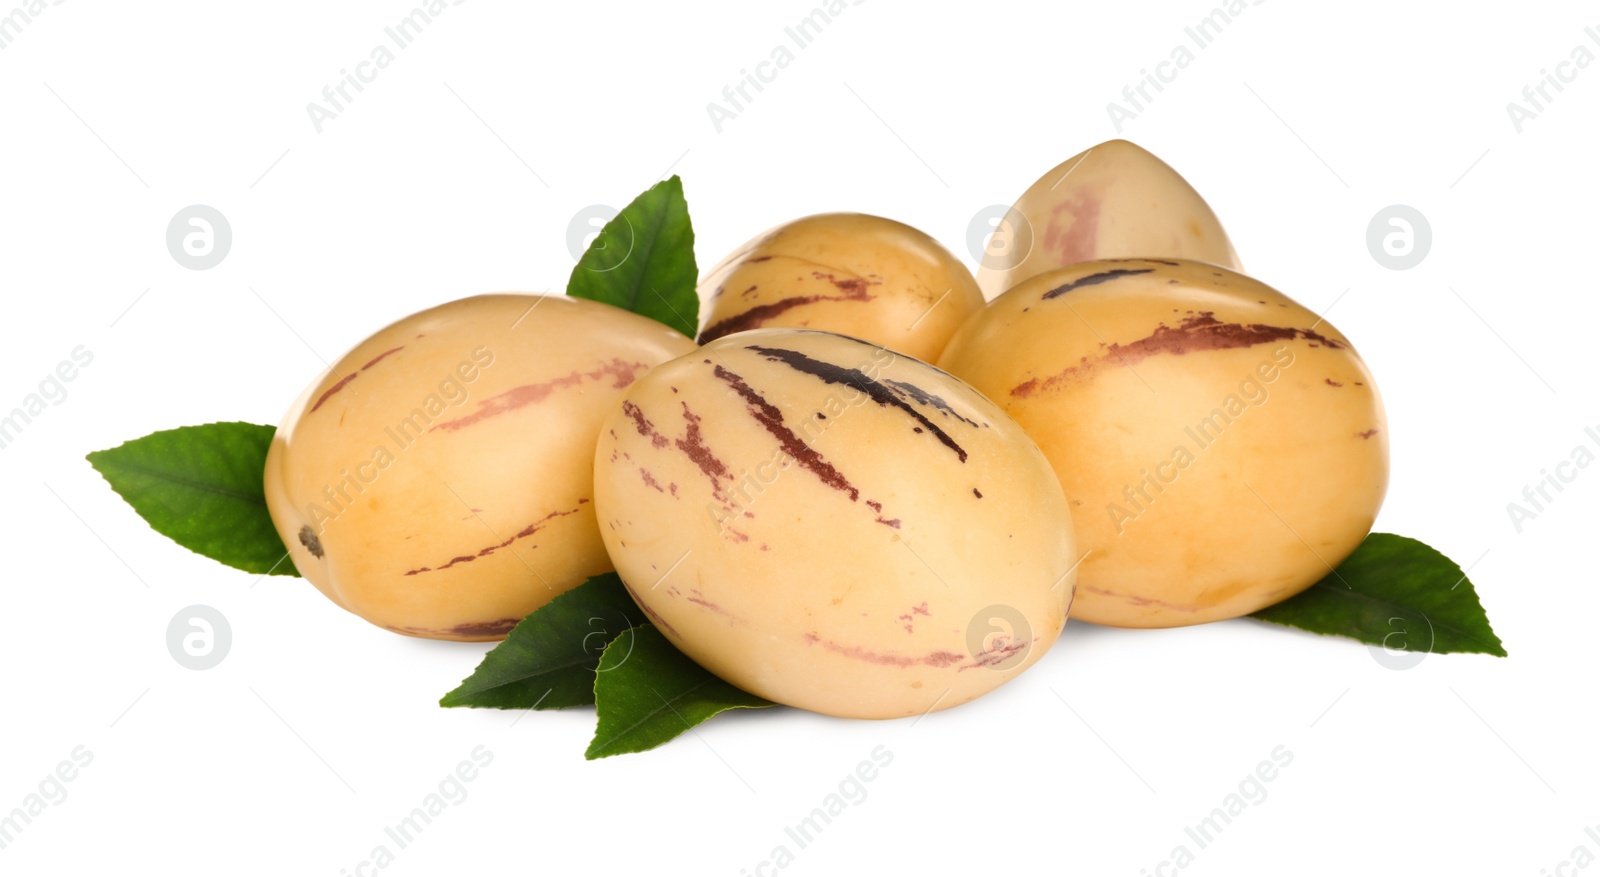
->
1251;533;1505;656
440;573;645;710
86;422;298;577
566;175;698;337
586;625;775;759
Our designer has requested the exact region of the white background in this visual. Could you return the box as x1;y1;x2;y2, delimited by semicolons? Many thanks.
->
2;1;1594;874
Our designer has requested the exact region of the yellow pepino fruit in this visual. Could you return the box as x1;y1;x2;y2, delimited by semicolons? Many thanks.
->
940;259;1388;627
976;139;1240;299
593;329;1078;718
263;294;696;641
697;213;984;362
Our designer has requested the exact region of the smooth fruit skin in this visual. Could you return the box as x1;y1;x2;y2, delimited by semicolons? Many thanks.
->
939;260;1388;628
593;329;1077;719
975;140;1240;299
264;294;696;641
697;213;985;362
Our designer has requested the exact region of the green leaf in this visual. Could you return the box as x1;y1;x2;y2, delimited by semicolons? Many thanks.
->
1250;533;1506;656
440;573;646;710
86;422;298;577
566;175;699;337
587;625;775;760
